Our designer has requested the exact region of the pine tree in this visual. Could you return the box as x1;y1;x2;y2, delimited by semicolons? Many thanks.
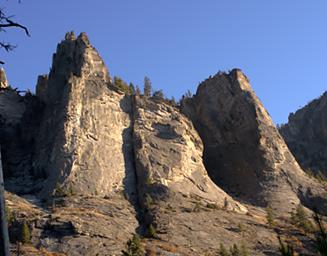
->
144;76;152;97
135;85;141;96
171;96;177;106
122;234;144;256
153;89;164;99
129;82;135;95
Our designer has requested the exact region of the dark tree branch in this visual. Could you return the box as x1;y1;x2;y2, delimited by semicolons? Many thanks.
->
0;5;30;64
0;17;30;36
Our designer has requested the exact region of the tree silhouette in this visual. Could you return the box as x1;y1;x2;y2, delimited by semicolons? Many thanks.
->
0;2;30;64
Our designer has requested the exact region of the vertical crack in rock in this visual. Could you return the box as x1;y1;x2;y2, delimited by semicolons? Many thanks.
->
132;95;247;235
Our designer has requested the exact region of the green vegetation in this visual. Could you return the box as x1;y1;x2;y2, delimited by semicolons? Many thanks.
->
278;236;295;256
122;234;144;256
217;243;249;256
266;206;275;228
143;76;152;97
306;169;327;183
314;210;327;255
20;221;31;244
153;89;164;99
129;82;135;95
5;206;14;223
193;201;202;212
218;243;229;256
206;203;219;210
147;224;158;239
114;76;130;94
55;183;75;197
144;193;153;209
290;204;314;233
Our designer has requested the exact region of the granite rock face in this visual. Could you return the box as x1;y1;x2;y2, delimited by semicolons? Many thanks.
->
3;33;327;255
181;69;327;214
33;32;136;198
280;92;327;176
133;96;245;213
0;67;8;89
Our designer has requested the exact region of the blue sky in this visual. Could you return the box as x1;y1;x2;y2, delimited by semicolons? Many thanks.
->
1;1;327;124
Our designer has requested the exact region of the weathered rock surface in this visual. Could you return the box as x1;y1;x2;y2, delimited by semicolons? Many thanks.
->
181;69;327;214
2;33;327;256
5;192;139;256
33;32;136;198
133;96;245;212
0;67;8;89
280;92;327;176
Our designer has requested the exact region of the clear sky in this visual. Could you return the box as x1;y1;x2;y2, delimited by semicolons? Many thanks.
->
1;0;327;124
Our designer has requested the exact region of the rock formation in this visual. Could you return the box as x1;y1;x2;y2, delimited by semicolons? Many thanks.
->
280;92;327;176
0;68;8;89
32;32;136;198
181;69;327;214
1;33;327;255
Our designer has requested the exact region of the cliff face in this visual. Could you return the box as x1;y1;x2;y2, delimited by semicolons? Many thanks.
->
32;32;136;198
2;33;327;255
181;69;327;214
280;92;327;176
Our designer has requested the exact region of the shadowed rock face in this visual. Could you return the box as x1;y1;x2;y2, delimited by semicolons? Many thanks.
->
181;69;327;214
280;92;327;176
133;96;246;213
32;33;136;198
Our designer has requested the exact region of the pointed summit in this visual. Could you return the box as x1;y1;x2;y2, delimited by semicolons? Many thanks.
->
0;68;8;89
182;69;327;215
44;32;110;104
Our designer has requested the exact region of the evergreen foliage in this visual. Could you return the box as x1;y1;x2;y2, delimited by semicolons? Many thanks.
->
266;206;275;227
153;89;164;99
114;76;130;94
129;82;135;95
217;243;249;256
290;204;314;233
278;236;295;256
122;234;144;256
314;210;327;255
144;76;152;97
147;224;158;239
135;85;141;96
20;221;31;244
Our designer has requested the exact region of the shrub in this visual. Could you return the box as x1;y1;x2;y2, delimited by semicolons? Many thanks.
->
218;243;229;256
122;234;144;256
206;203;219;210
5;206;14;223
217;243;249;256
291;204;314;233
147;224;158;239
314;209;327;255
20;221;31;244
278;236;295;256
114;76;130;94
192;201;202;212
266;207;275;227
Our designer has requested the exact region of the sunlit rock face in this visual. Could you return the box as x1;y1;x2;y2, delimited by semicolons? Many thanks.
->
133;96;246;213
33;32;136;198
181;69;327;214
